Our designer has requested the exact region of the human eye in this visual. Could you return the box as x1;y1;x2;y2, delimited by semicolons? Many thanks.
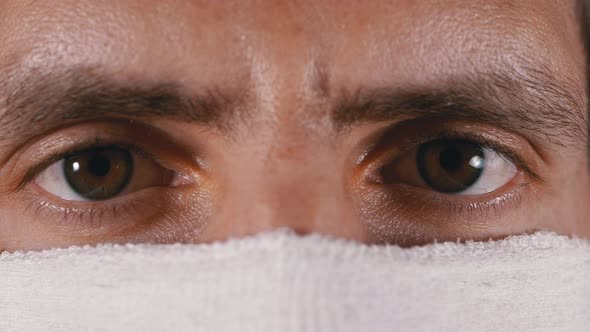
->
35;146;179;202
380;138;517;196
355;120;543;246
0;121;207;248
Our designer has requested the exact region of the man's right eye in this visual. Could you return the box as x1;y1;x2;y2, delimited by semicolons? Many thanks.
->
34;146;180;202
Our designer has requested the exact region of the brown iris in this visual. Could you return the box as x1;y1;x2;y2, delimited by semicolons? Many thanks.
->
64;147;133;201
416;139;485;193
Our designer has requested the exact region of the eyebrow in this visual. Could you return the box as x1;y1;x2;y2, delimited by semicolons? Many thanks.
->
0;68;236;142
333;64;587;147
0;63;586;149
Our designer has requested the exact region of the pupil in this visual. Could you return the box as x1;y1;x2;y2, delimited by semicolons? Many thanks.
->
439;147;463;172
63;147;133;201
88;154;111;177
416;139;485;194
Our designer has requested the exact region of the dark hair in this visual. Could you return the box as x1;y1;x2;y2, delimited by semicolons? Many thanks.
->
578;0;590;78
583;0;589;157
585;1;590;158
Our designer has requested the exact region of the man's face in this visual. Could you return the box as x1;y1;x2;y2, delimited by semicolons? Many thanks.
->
0;0;587;250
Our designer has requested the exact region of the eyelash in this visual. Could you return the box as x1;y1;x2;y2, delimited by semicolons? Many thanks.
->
16;140;157;230
23;127;534;196
373;127;542;182
10;120;538;241
429;185;525;216
23;185;165;231
354;124;541;230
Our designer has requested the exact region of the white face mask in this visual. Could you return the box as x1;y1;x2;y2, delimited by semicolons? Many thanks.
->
1;230;588;332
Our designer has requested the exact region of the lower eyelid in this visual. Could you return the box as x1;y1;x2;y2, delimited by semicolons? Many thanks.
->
358;184;530;246
18;179;212;242
29;191;151;232
360;173;530;222
376;169;527;200
18;186;174;237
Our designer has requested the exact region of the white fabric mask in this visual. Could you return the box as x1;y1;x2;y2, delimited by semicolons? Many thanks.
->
1;230;589;331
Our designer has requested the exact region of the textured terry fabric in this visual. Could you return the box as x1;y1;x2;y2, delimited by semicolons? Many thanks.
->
0;231;588;332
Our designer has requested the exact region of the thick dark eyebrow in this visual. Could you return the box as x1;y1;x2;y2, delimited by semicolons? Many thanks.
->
0;62;586;149
333;65;587;147
0;68;236;142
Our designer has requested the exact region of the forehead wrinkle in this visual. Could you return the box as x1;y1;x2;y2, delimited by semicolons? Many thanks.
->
288;57;334;136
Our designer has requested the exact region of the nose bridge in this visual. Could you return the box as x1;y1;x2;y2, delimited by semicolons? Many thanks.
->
204;27;365;240
263;153;331;229
213;140;364;241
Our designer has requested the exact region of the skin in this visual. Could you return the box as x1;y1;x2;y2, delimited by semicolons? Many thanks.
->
0;0;587;250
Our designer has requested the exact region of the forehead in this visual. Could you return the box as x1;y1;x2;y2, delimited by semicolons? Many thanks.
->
0;0;584;91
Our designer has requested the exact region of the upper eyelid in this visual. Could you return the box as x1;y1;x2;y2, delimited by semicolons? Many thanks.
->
4;120;196;191
421;131;543;182
359;123;543;182
21;141;153;189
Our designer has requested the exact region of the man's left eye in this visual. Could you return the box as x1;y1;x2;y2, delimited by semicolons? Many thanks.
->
379;139;517;196
34;146;177;202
